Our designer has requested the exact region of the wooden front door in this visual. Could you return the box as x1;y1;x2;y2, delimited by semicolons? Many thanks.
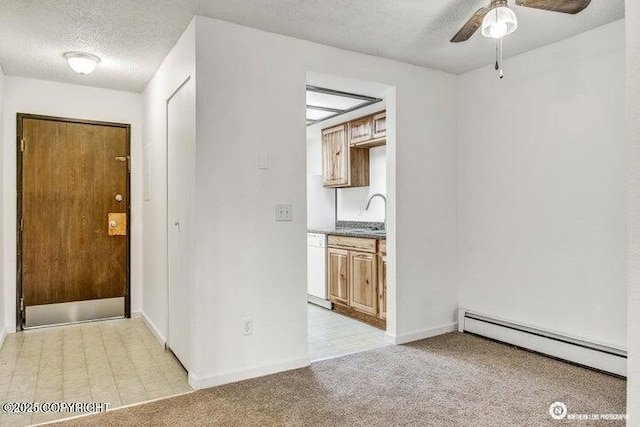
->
18;114;130;329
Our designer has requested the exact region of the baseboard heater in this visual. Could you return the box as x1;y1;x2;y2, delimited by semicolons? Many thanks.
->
458;309;626;377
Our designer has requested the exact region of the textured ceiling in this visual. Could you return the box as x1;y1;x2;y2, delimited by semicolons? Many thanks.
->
0;0;624;93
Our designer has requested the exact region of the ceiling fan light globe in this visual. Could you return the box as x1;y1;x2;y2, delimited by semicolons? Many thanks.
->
481;6;518;39
490;22;508;39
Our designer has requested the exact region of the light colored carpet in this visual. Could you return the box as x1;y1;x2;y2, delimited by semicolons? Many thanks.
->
51;332;626;426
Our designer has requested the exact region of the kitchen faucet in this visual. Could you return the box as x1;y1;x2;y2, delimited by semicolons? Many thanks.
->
365;193;387;210
365;193;387;228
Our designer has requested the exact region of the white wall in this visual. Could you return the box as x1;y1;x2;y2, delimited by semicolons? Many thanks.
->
337;146;386;222
458;20;627;348
184;16;457;388
626;0;640;423
141;20;196;343
306;100;388;225
2;77;143;332
0;65;5;344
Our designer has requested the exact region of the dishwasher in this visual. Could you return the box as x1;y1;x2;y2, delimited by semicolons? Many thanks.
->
307;233;331;309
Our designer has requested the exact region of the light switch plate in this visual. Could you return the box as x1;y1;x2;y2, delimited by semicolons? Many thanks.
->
257;152;269;170
275;204;293;222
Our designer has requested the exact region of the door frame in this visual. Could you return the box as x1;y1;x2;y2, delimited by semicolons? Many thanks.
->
16;113;132;331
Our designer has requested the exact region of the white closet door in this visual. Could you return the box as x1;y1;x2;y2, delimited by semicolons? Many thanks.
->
167;77;195;371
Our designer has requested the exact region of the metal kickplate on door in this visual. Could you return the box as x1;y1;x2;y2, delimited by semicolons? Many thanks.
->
108;213;127;236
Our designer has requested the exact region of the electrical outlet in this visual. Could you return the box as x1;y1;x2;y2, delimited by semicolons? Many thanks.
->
242;317;253;336
275;204;293;222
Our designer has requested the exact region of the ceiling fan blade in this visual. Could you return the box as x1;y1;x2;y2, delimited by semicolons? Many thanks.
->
451;7;490;43
515;0;591;14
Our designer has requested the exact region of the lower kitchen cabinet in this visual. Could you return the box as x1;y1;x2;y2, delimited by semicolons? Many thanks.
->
327;236;386;327
349;251;377;316
328;247;349;305
378;253;387;320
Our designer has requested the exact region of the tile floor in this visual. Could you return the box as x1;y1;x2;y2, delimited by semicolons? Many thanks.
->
0;317;192;427
308;303;388;361
0;306;384;425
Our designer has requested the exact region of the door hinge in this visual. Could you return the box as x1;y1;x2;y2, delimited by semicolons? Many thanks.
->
20;138;25;153
20;298;24;313
20;218;23;231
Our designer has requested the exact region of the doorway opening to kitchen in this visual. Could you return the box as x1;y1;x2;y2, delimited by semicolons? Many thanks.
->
305;73;394;361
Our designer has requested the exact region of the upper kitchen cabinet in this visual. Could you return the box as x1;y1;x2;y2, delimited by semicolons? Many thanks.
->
349;116;373;145
349;110;386;148
322;124;369;188
372;111;387;140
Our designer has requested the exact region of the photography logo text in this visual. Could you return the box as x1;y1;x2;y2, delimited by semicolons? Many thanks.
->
548;402;627;421
549;402;567;420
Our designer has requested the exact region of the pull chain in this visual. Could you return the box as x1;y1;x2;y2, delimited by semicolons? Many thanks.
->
499;38;504;79
494;38;505;79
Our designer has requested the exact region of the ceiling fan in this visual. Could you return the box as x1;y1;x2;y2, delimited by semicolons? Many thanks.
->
450;0;591;77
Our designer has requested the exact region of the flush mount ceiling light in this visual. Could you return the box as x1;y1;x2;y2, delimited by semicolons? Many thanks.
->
305;86;382;126
63;52;100;75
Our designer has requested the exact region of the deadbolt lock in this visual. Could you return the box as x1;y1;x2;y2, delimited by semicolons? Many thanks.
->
108;213;127;236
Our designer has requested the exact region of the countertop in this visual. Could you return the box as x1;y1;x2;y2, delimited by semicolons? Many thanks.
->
308;221;386;240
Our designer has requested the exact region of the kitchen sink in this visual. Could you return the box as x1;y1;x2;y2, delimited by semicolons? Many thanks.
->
339;228;386;236
368;230;386;235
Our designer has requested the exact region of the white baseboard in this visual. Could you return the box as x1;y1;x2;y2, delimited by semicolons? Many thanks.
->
307;295;332;310
459;309;627;377
188;356;310;390
0;327;6;349
133;311;166;346
385;322;458;345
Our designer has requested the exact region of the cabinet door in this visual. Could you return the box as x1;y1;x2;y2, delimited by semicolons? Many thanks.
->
322;125;348;187
328;248;349;305
372;111;386;139
350;251;377;316
378;254;387;320
349;116;373;145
